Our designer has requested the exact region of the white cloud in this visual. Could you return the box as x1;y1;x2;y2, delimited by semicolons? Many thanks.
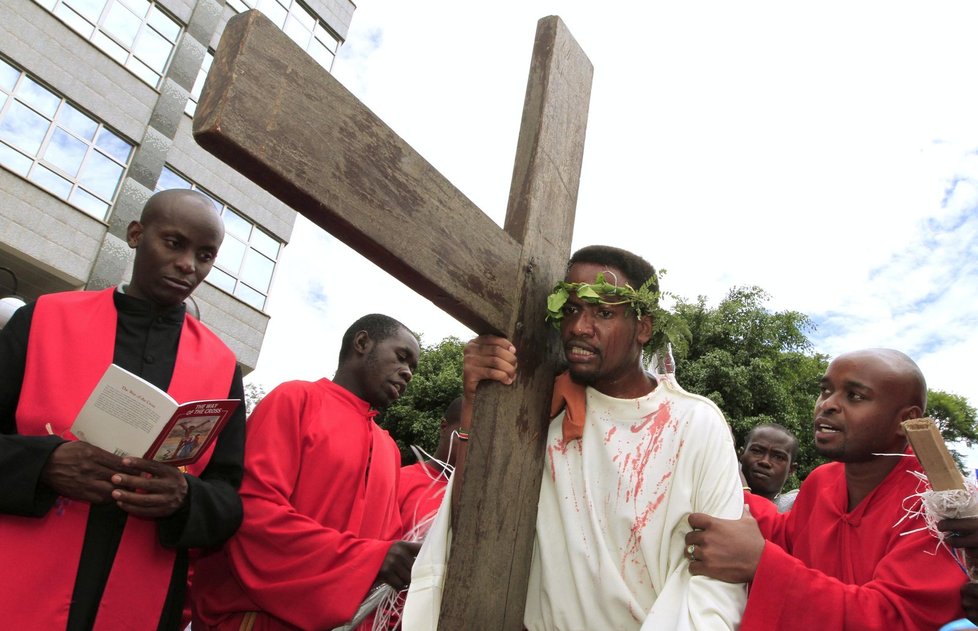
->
247;0;978;466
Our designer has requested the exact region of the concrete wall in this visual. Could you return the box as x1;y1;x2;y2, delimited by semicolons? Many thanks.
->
0;170;105;287
306;0;357;40
193;282;269;371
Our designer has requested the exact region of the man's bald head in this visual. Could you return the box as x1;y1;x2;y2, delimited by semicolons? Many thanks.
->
834;348;927;410
814;348;927;464
140;189;223;234
125;189;226;308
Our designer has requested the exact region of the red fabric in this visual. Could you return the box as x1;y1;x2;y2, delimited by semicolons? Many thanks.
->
0;288;235;630
742;456;967;630
191;378;402;630
397;461;447;534
550;371;586;442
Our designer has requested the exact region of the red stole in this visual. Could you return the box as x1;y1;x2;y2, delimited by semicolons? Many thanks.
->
0;288;235;630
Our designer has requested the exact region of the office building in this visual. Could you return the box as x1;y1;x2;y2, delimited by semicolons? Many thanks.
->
0;0;356;371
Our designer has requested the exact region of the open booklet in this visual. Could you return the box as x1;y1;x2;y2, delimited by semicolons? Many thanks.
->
70;363;240;466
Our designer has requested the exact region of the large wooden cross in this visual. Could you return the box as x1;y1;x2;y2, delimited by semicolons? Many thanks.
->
193;11;592;628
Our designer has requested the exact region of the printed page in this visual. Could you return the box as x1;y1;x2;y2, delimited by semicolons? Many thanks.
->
71;364;178;457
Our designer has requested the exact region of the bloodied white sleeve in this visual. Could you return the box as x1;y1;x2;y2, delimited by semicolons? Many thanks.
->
524;380;747;631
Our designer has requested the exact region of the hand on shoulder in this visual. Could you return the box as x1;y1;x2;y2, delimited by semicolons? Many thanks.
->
685;505;764;583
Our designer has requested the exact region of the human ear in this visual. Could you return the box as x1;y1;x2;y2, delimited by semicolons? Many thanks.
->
895;405;924;437
636;315;653;346
352;330;373;357
126;221;144;248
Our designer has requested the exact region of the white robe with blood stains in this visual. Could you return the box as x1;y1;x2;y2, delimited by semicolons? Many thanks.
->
525;380;746;630
402;379;746;631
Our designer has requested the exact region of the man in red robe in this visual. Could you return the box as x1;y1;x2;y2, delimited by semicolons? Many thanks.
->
685;348;967;629
191;314;423;630
0;189;246;630
398;396;462;536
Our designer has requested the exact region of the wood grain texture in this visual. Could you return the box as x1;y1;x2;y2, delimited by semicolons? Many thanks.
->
193;10;520;335
903;418;966;491
441;16;592;629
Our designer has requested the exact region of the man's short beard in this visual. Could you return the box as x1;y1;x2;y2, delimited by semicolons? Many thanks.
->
567;365;597;386
815;444;865;464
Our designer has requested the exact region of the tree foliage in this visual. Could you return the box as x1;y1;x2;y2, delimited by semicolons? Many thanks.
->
376;336;465;463
671;286;829;486
926;389;978;469
671;285;978;481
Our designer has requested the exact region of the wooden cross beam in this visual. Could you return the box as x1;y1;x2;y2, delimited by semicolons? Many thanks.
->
193;11;592;628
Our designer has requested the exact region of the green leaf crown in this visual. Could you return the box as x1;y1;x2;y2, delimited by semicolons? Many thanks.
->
545;270;690;356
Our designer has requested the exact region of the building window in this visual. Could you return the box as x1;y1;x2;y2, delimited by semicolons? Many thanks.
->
185;50;213;117
156;166;281;311
227;0;340;71
0;58;133;220
34;0;182;89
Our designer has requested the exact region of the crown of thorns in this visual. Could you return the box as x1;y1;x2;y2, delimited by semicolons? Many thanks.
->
544;270;691;356
545;271;660;326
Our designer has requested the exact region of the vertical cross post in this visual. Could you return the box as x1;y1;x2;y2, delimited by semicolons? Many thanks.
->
192;12;592;627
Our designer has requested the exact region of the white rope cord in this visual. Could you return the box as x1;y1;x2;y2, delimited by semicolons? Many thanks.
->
894;466;978;578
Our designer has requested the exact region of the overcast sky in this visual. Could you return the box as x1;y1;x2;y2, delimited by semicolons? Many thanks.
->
244;1;978;467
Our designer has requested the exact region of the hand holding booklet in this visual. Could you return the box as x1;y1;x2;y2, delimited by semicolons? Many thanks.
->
70;363;240;466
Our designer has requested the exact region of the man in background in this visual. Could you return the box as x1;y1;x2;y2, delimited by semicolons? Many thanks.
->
740;422;799;512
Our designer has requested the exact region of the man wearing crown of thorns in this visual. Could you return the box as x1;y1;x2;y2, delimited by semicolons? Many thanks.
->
403;245;747;630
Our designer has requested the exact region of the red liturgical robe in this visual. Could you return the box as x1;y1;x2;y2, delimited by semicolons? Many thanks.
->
192;378;402;630
397;461;448;534
0;288;236;630
743;456;966;630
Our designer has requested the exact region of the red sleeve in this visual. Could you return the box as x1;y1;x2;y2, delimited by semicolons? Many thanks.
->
745;490;792;547
397;463;447;534
397;464;427;531
222;384;395;629
741;527;966;630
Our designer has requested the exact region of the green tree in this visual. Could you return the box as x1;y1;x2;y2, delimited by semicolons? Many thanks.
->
376;336;465;463
926;389;978;468
672;286;829;484
671;285;978;482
